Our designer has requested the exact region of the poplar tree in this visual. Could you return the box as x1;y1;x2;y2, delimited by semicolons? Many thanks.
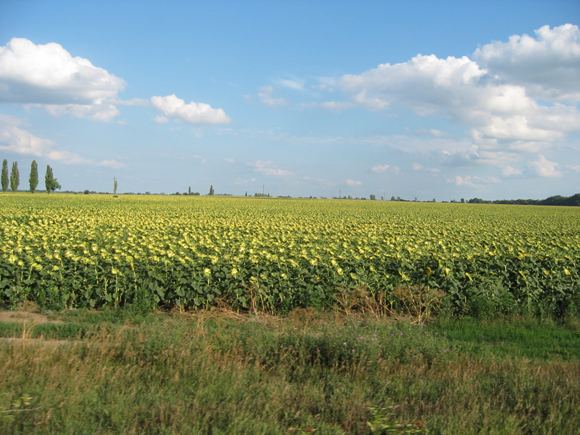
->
45;165;61;193
29;160;39;193
10;161;19;192
113;177;118;195
1;159;8;192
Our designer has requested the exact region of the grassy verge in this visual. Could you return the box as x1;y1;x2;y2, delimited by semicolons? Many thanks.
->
0;309;578;434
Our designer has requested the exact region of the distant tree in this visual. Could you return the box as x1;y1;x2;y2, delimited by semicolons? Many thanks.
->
188;186;191;195
10;161;19;192
370;194;376;200
208;185;215;196
45;165;53;193
29;160;39;193
45;165;61;193
113;177;118;195
1;159;8;192
460;198;465;203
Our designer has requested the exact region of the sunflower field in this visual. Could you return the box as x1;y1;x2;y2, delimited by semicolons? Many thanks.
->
1;194;578;317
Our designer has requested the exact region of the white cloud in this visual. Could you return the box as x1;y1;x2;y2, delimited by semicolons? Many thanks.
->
475;24;580;100
0;38;124;120
502;165;523;177
412;162;424;171
257;86;287;107
0;115;59;157
371;163;400;174
150;94;230;125
249;160;292;177
476;115;562;142
340;54;485;112
0;115;122;167
450;175;500;187
330;25;580;167
338;53;580;146
277;79;304;90
529;154;561;177
344;178;362;187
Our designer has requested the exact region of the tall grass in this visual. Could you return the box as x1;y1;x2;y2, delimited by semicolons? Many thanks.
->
0;310;578;433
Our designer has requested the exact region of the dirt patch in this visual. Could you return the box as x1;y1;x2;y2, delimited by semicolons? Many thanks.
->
0;337;74;347
0;311;62;324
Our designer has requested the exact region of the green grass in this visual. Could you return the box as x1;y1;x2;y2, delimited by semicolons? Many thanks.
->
432;317;580;360
0;309;578;434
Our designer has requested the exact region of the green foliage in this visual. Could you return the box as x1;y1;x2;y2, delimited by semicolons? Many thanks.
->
113;177;118;195
1;160;8;192
0;194;578;319
44;165;60;193
29;161;38;193
9;162;19;192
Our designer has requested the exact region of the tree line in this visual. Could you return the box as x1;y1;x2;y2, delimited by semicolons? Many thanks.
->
465;194;580;206
1;159;61;193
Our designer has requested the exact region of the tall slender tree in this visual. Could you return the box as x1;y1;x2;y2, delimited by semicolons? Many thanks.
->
45;165;53;193
208;185;215;196
113;177;118;195
29;160;39;193
1;159;8;192
10;161;19;192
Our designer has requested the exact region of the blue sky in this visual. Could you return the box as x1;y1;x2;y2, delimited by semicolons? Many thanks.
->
0;0;579;199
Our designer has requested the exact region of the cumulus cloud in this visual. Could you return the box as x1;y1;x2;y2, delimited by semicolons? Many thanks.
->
0;115;123;167
344;178;362;187
529;155;561;177
371;163;399;174
328;24;580;175
0;38;124;120
475;24;580;100
340;54;486;111
150;94;230;125
257;86;287;107
338;53;580;145
249;160;292;177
